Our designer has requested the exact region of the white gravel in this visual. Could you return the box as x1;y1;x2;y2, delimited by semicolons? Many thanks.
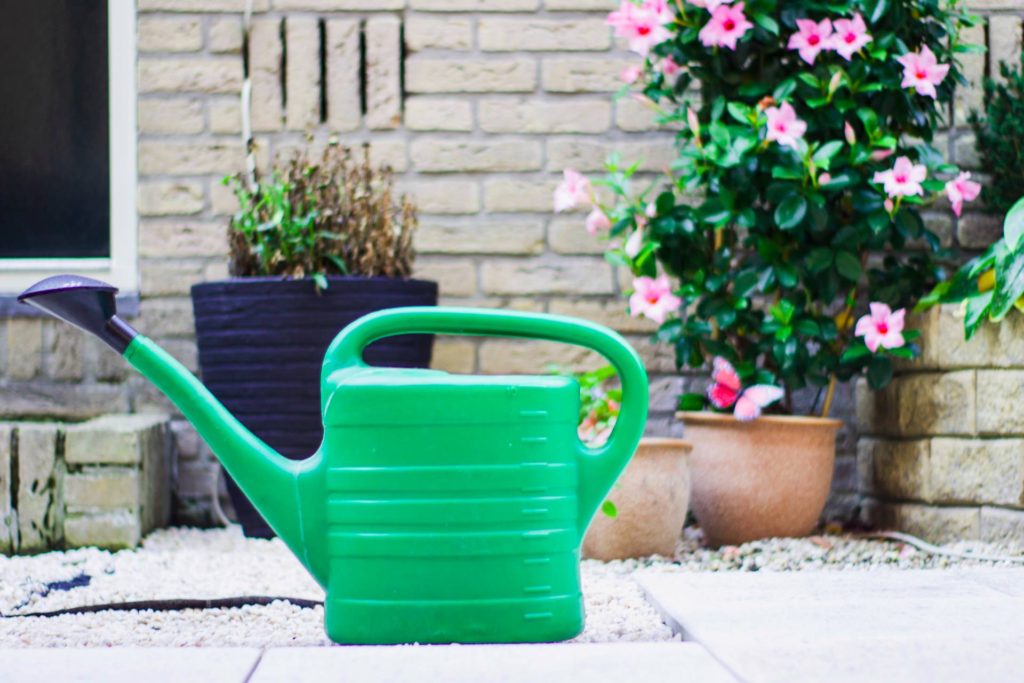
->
1;525;1021;647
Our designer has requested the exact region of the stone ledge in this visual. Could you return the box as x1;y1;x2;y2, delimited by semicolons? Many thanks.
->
64;511;141;550
980;506;1024;544
860;437;1024;508
857;372;976;437
912;304;1024;371
0;415;171;554
862;500;982;544
65;414;169;465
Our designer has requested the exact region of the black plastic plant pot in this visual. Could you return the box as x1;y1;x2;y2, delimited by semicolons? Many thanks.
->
191;276;438;538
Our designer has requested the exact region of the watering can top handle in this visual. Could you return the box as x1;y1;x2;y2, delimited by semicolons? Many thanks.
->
323;306;649;525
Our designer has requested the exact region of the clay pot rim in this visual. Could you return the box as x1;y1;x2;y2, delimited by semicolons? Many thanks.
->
675;411;843;429
638;436;693;451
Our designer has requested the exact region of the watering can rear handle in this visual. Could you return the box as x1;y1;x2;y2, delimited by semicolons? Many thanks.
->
323;306;649;532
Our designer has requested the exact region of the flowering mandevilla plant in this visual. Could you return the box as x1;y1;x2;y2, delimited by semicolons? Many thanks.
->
556;0;981;418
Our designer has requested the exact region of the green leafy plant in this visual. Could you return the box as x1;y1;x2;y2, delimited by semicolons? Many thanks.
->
561;0;981;417
225;144;417;289
970;57;1024;213
575;365;622;518
922;196;1024;339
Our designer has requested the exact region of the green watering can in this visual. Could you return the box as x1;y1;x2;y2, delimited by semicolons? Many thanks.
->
18;275;648;644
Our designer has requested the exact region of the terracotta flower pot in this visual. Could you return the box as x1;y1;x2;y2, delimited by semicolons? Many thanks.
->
677;412;841;548
582;438;692;560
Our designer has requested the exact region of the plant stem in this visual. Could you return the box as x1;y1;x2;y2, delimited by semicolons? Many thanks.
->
821;374;837;418
710;228;723;341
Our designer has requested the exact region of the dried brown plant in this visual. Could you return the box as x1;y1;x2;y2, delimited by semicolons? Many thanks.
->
226;144;416;285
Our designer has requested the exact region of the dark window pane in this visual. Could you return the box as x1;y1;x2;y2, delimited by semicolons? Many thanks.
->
0;0;110;259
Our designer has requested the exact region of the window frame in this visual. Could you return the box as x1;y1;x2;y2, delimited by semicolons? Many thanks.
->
0;0;138;296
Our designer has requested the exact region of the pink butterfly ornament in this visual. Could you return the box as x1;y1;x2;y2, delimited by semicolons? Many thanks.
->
707;357;785;421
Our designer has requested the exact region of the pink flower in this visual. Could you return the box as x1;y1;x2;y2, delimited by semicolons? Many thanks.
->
844;121;857;145
658;55;682;80
553;169;592;213
689;0;733;10
629;275;681;324
945;171;982;218
699;2;753;51
608;0;674;57
764;102;807;150
830;14;871;60
871;148;894;162
624;228;645;258
687;107;701;140
818;172;832;185
896;46;950;99
787;18;833;65
855;303;906;353
873;156;927;198
585;208;612;235
621;65;643;83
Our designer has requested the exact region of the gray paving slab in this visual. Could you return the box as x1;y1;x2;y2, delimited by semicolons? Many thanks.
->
969;568;1024;597
249;643;738;683
637;569;1024;683
0;647;262;683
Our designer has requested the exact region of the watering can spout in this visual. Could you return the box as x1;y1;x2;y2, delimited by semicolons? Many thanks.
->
18;276;307;563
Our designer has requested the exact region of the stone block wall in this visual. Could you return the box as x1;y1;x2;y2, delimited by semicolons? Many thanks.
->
0;415;171;554
0;0;1020;525
858;306;1024;543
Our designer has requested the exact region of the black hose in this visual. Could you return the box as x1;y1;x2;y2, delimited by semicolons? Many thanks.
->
2;596;324;618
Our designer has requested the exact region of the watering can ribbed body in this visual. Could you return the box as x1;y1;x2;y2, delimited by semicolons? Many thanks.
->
16;275;649;645
320;370;585;643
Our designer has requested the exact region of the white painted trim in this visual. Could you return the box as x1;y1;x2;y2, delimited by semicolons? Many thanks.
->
0;1;138;295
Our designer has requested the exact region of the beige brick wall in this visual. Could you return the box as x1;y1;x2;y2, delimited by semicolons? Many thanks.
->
1;0;1020;525
858;306;1024;543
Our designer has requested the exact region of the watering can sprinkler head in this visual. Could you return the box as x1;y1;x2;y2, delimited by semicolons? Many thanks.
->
17;274;138;353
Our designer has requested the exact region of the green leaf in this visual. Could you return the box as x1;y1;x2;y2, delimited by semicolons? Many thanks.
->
752;13;779;35
773;79;797;101
812;141;845;167
776;264;799;288
775;194;808;230
656;191;675;215
856;108;879;136
771;299;796;324
806;248;833;273
709;122;731;147
678;392;705;411
601;500;618;518
841;344;871;364
835;251;862;281
772;166;804;180
866;0;888;25
733;270;760;298
990;247;1024;321
794;318;821;336
867;355;893;389
726;102;752;125
325;254;349;274
867;210;891;235
1004;195;1024;251
604;251;631;268
698;199;732;226
894;209;925;239
965;291;994;340
797;73;819;89
820;172;856;190
887;346;916;360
